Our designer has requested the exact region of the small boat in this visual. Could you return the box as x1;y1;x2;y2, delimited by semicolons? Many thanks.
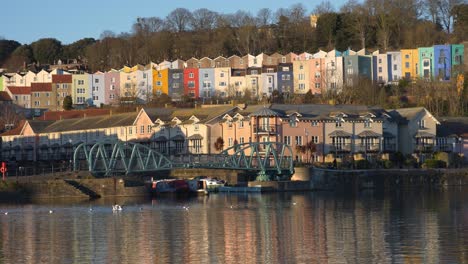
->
112;204;122;211
147;179;190;195
188;177;226;194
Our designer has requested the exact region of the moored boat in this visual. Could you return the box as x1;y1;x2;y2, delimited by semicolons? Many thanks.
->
147;179;190;195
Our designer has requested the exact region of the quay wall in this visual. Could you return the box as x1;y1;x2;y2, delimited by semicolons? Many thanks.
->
294;167;468;191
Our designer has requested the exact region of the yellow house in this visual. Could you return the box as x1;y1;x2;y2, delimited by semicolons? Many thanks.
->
401;49;419;80
153;69;169;95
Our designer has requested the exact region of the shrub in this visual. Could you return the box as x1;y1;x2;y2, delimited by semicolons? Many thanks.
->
355;159;370;169
423;159;447;168
383;160;394;169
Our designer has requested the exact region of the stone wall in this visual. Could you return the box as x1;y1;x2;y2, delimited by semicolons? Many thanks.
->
310;168;468;192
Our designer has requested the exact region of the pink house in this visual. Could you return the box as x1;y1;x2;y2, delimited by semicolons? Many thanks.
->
104;70;120;105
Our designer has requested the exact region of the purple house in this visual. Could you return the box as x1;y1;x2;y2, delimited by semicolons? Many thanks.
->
104;70;120;105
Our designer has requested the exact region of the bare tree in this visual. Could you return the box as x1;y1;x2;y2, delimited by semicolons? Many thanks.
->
314;1;335;15
437;0;463;33
191;8;219;30
0;104;24;132
166;8;193;32
256;8;273;26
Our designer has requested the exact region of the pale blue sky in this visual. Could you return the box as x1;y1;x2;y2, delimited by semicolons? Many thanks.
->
2;0;348;44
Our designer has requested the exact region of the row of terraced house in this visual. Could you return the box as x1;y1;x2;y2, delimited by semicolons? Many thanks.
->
0;44;465;110
0;104;464;164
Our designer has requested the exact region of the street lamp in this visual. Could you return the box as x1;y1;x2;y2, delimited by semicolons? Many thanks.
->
69;138;73;171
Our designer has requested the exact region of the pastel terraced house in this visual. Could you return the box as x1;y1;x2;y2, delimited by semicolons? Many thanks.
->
72;73;90;106
104;70;120;105
401;49;419;80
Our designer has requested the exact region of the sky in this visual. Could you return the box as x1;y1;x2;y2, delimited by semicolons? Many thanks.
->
2;0;348;45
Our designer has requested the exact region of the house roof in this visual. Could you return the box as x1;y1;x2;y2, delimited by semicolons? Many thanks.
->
0;120;25;136
27;120;55;133
249;107;282;117
0;91;12;101
52;74;72;83
37;109;111;121
7;86;31;95
31;82;52;92
41;112;138;133
358;130;382;138
388;107;440;125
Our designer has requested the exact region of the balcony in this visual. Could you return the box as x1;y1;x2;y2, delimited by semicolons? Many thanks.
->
414;144;434;153
434;144;454;152
254;125;276;134
355;143;381;153
330;143;352;153
383;143;396;152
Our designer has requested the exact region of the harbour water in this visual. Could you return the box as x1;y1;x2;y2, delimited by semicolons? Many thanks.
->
0;188;467;263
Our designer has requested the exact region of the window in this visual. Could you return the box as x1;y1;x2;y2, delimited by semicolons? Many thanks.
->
110;94;115;99
156;81;162;86
378;67;382;73
56;84;60;89
378;58;382;64
203;81;211;88
172;73;180;79
127;76;131;80
189;73;194;78
239;121;244;128
423;60;430;67
295;136;302;146
284;136;291;145
311;136;319;143
364;120;371;128
228;138;233;147
158;73;162;78
219;81;226;86
95;78;99;83
299;83;305;90
204;73;208;78
311;121;318;126
173;83;180;88
78;80;84;85
393;65;397;71
188;81;195;88
299;74;305;80
315;83;321;88
405;62;410;68
129;127;133;135
111;77;115;83
251;70;258;75
315;72;321;78
299;65;304;70
336;121;342;128
239;137;245;144
405;54;410;59
110;85;115;90
194;124;199;131
220;72;225;78
282;57;286;63
147;125;152;133
251;79;257;85
419;119;426;129
34;101;40;106
289;119;297;127
282;67;290;71
143;73;147;78
140;125;144;134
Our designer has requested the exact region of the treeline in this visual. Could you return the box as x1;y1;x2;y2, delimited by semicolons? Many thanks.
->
1;0;467;72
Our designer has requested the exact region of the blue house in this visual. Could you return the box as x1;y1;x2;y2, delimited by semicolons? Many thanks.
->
277;63;294;95
433;45;452;81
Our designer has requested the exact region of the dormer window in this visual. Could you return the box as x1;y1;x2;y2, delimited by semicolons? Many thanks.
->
289;118;297;128
364;120;371;128
311;121;318;127
419;119;426;129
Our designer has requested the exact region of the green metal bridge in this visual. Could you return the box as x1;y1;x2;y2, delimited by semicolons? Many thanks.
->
73;141;294;179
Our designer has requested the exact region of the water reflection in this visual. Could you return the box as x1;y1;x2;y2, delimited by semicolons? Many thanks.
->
0;188;467;263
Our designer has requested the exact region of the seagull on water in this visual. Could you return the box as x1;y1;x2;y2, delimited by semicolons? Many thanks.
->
4;212;8;215
49;210;53;214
